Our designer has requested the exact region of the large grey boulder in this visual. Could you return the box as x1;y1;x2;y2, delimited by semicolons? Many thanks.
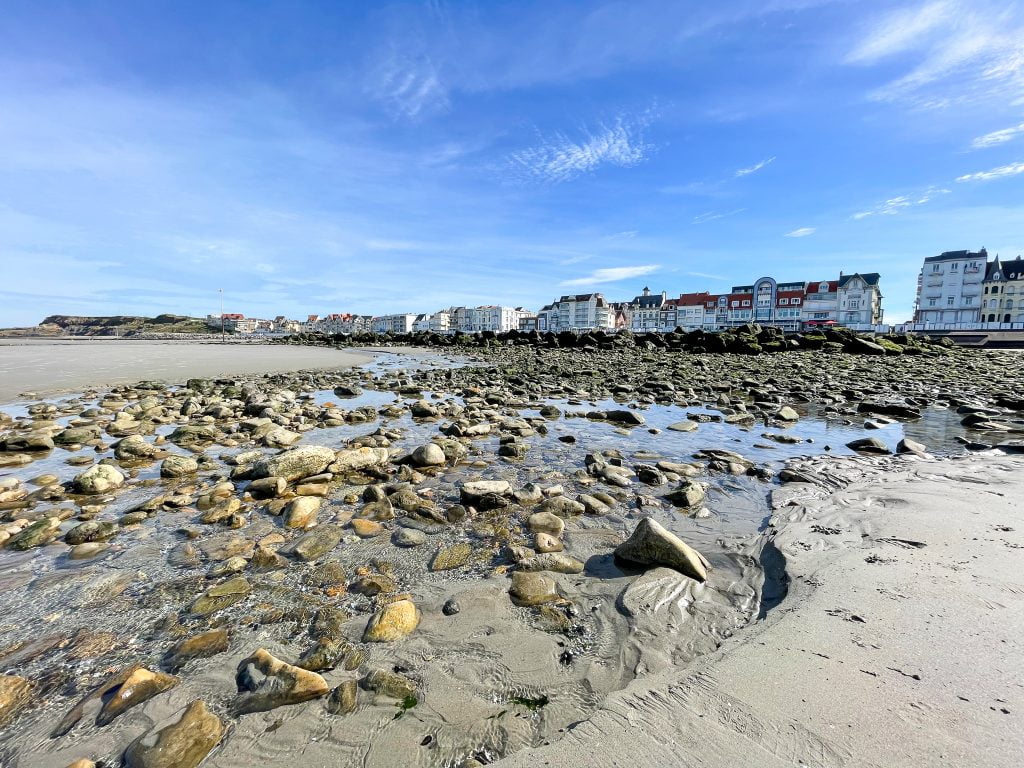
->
254;445;336;482
615;517;709;582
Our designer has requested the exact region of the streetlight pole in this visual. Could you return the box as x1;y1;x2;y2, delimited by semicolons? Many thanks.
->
219;288;224;343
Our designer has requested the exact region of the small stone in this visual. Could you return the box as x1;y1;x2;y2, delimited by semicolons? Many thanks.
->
527;511;565;536
442;597;461;616
190;576;251;616
393;528;427;547
351;518;385;537
283;497;321;529
775;406;800;422
0;675;32;727
164;629;230;672
411;443;446;467
73;464;125;494
361;668;417;700
534;532;563;553
160;455;199;478
97;667;179;726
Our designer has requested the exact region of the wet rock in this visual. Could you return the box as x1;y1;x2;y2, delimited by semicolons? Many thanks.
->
539;496;585;518
283;497;321;529
264;426;302;448
189;576;251;616
363;599;421;642
248;476;286;499
442;597;461;615
578;493;611;515
605;409;645;426
65;520;118;545
1;431;54;452
279;524;344;561
164;629;230;672
897;437;928;455
516;552;584;574
665;478;705;508
254;445;336;482
430;541;473;571
114;434;159;460
460;480;510;505
411;442;446;467
6;516;61;550
350;573;397;596
161;455;199;478
393;528;427;547
509;571;560;606
351;518;385;537
325;680;358;714
667;420;698;433
361;668;417;700
168;425;218;448
234;648;329;714
0;675;32;727
846;436;891;454
58;666;179;730
73;464;125;494
123;699;224;768
534;532;563;553
329;446;390;473
527;511;565;536
615;517;709;582
297;637;364;672
775;405;800;422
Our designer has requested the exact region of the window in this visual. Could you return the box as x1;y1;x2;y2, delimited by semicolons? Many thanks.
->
947;296;955;305
819;283;828;292
780;298;789;305
932;264;941;273
731;300;739;308
984;286;989;294
792;298;801;305
928;298;937;307
849;299;860;309
992;286;1000;294
965;297;973;305
1007;285;1015;294
1008;300;1015;309
741;300;750;307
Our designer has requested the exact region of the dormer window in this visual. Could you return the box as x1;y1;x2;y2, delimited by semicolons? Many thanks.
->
819;283;828;292
951;262;959;270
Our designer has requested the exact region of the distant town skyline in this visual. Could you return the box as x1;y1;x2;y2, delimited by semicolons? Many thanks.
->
2;1;1024;326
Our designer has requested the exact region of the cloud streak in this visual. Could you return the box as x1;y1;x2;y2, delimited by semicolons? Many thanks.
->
785;227;816;237
692;208;746;224
507;112;655;184
852;186;950;219
971;122;1024;149
956;160;1024;182
735;156;775;177
560;265;660;286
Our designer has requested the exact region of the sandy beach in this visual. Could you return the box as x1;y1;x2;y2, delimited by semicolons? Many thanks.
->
498;452;1024;767
0;340;373;402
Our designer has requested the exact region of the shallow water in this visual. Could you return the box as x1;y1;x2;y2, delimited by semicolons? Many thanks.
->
0;351;983;767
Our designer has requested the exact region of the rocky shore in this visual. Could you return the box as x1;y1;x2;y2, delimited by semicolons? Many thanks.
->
0;341;1022;767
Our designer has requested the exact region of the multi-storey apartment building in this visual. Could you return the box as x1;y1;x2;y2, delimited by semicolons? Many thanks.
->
981;256;1024;323
371;314;417;334
838;273;884;325
535;294;615;332
914;248;987;323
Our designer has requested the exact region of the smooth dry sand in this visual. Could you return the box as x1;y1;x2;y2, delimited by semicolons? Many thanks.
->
0;339;373;402
498;452;1024;767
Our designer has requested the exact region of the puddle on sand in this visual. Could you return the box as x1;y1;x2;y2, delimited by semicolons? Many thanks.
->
0;353;977;768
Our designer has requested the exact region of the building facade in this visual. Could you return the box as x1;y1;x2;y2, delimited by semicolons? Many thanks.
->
914;249;987;323
627;287;667;332
981;256;1024;323
371;314;417;334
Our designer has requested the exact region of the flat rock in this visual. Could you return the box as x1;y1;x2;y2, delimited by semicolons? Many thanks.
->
509;571;560;606
363;599;421;642
234;648;329;714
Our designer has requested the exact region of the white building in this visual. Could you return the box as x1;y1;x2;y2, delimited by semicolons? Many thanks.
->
627;287;667;332
914;249;986;324
837;273;883;326
371;314;417;334
538;293;615;332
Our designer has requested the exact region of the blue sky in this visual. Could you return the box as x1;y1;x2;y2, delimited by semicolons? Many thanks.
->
2;0;1024;325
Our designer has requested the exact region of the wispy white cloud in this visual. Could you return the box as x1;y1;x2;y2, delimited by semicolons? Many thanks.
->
369;51;449;119
956;160;1024;182
692;208;746;224
684;271;728;280
845;1;1024;109
560;265;660;286
971;122;1024;149
507;112;655;184
735;156;775;177
852;186;950;219
785;227;816;237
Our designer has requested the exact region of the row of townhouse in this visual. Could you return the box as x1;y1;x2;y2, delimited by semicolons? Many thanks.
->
206;314;300;334
410;306;536;334
302;313;374;334
534;274;883;334
913;248;1024;325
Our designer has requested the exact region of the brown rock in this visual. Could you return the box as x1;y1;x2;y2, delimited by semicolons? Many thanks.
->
123;699;224;768
234;648;329;714
362;599;420;642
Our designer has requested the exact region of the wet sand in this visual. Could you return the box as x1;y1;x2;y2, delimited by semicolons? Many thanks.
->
499;452;1024;767
0;340;373;402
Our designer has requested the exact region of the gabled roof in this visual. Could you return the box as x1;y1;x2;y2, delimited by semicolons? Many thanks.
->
806;280;837;294
988;256;1024;281
838;272;881;287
